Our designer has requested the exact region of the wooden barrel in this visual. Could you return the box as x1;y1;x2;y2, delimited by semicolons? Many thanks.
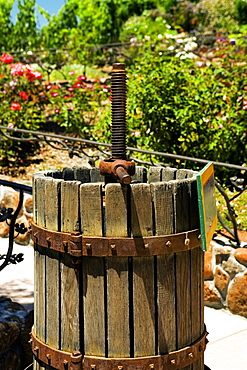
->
31;166;206;370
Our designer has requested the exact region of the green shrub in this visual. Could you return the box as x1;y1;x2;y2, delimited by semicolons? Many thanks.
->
235;0;247;25
198;0;239;32
94;49;247;181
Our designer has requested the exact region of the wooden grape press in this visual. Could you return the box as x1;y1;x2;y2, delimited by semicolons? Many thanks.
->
31;64;208;370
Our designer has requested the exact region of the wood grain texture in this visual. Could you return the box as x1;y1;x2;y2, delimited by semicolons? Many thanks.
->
172;180;192;370
131;166;147;183
162;167;177;182
105;184;130;357
82;182;105;356
60;180;81;352
148;166;163;183
83;257;105;356
44;178;60;351
80;183;103;236
131;183;155;356
151;182;176;354
33;174;47;370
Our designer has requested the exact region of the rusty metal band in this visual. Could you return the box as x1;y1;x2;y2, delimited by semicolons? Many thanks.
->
31;328;207;370
31;329;83;370
31;222;201;257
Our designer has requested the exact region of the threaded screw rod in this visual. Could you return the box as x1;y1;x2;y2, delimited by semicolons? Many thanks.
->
111;63;127;160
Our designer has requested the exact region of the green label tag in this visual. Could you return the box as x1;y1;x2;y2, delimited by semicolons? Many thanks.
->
196;162;217;251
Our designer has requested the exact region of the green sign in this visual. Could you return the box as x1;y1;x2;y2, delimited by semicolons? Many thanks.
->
196;162;217;251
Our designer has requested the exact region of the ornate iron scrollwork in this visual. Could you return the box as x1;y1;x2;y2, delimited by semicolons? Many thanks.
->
0;186;29;272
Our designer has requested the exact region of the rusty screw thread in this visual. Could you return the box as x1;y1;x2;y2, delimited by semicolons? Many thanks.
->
111;63;126;160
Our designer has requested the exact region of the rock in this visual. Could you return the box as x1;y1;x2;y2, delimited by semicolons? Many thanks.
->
204;250;213;279
222;256;245;278
19;310;34;368
0;350;21;370
24;196;33;214
234;248;247;267
204;281;224;309
0;221;10;237
214;265;230;297
227;272;247;318
0;322;20;353
0;187;22;216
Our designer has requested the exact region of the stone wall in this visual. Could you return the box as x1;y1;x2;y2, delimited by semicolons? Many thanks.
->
204;236;247;318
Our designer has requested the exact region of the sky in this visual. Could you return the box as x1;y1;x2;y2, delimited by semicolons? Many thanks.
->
11;0;66;27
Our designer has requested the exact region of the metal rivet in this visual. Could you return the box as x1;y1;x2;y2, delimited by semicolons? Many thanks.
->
188;352;193;358
86;243;92;250
34;232;38;238
46;237;51;245
118;366;123;370
46;353;51;362
111;244;116;250
170;359;176;365
166;240;172;247
185;238;190;246
198;234;201;240
149;364;155;369
33;346;39;354
144;243;149;249
63;360;68;369
91;366;96;370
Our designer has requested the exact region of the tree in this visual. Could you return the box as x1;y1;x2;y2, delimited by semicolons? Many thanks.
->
0;0;15;52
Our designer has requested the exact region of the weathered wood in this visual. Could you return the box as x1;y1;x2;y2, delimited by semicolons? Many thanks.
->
81;182;105;356
33;174;47;370
131;166;147;182
60;181;81;352
131;183;155;357
73;166;90;183
162;167;177;181
148;166;163;183
152;182;176;353
44;178;60;353
80;183;103;236
172;180;192;370
105;184;130;357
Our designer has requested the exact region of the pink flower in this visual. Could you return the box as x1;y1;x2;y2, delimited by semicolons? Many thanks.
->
0;53;14;64
55;109;60;113
63;95;69;99
51;92;59;97
73;82;81;88
10;103;21;110
10;62;24;76
68;71;75;75
78;75;87;81
26;70;42;81
7;122;14;128
68;87;74;92
19;91;28;100
68;107;74;111
46;84;52;90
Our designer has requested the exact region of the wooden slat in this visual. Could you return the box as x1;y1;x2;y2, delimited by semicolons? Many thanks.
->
80;183;103;236
151;182;176;354
74;166;90;183
33;174;47;370
148;166;163;183
60;180;81;352
105;184;130;357
131;183;155;357
189;179;204;370
161;167;176;181
131;166;147;182
44;178;60;354
81;183;105;356
173;180;192;370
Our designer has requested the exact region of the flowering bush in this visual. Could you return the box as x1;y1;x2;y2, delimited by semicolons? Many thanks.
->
0;53;111;163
